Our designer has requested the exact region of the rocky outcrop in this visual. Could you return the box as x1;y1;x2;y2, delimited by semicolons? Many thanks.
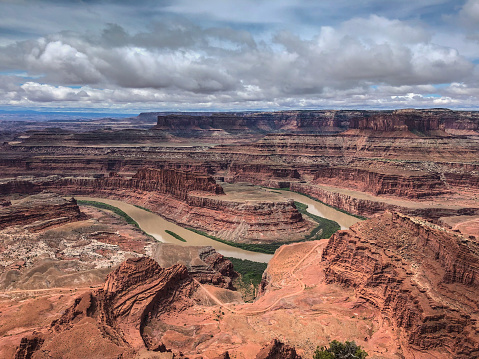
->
348;110;445;135
14;335;44;359
0;192;84;230
153;110;354;135
50;167;224;201
255;339;302;359
132;167;224;197
197;246;237;288
18;257;194;357
444;172;479;189
289;182;479;220
152;109;479;137
322;212;479;358
16;255;244;358
0;180;39;196
151;244;238;289
346;108;479;136
227;163;301;187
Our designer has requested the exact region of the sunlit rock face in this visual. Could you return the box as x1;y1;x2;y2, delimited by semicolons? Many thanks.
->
322;212;479;358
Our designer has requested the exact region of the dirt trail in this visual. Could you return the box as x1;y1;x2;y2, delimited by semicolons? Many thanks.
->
195;239;327;316
0;286;100;298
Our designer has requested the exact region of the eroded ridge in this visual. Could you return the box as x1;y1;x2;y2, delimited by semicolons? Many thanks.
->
17;257;195;357
322;212;479;358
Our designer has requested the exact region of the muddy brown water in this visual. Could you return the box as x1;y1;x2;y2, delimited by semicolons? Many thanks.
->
77;197;273;263
268;190;361;229
77;191;360;263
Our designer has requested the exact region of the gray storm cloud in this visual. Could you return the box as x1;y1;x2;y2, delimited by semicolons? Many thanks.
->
0;0;478;110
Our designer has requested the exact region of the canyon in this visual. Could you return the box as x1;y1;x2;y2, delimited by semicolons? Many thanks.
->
1;108;479;358
0;168;315;244
322;212;479;358
1;109;478;225
3;210;478;358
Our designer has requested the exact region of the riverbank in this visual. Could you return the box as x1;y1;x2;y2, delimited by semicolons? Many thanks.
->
76;196;273;263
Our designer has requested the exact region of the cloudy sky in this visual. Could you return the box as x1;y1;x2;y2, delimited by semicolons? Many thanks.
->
1;0;479;113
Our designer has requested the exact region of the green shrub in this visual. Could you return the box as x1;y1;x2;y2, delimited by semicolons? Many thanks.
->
133;204;153;212
78;200;155;240
185;228;282;254
313;340;368;359
227;257;267;287
294;201;340;240
165;229;187;242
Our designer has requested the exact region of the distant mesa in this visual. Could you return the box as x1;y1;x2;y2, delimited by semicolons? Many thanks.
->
345;109;453;137
151;108;479;137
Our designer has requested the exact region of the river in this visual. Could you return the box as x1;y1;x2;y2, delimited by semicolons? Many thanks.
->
77;191;360;263
266;190;361;229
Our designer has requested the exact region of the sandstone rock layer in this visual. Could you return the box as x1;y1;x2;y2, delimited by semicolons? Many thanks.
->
322;212;479;358
0;193;83;230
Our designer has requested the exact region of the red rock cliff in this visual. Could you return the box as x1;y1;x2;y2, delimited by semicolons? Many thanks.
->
51;167;224;201
312;166;447;198
322;212;479;358
46;257;193;356
132;167;224;197
348;109;448;135
0;192;83;230
1;169;313;242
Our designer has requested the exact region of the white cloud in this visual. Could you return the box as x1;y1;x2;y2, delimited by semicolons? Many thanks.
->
20;82;89;102
0;6;478;110
341;15;431;45
460;0;479;25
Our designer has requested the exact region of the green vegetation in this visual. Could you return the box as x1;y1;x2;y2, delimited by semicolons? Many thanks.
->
294;201;340;240
133;204;153;212
78;200;139;228
78;191;347;256
186;228;282;254
227;257;267;288
262;187;367;220
313;340;368;359
165;229;187;242
185;201;340;255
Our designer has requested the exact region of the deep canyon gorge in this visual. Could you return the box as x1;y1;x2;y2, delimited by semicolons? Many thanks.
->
0;109;478;358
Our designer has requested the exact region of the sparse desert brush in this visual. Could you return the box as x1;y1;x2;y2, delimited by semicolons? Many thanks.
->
313;340;368;359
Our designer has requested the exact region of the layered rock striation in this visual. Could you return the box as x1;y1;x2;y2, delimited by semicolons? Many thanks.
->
312;166;446;198
1;108;478;223
153;110;354;135
152;109;479;136
347;109;446;136
322;212;479;358
16;257;196;357
290;182;479;220
0;192;84;230
53;257;192;351
50;167;224;200
0;168;313;242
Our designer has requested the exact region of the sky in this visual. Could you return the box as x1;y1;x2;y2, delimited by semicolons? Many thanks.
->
1;0;479;113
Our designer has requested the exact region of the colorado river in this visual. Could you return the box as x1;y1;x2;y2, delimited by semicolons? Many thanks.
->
77;190;360;263
76;197;273;263
267;190;361;229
